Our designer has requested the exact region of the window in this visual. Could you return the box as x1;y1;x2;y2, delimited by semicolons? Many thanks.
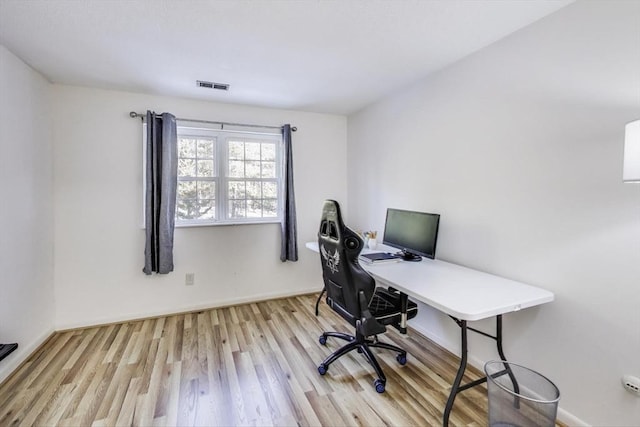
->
145;125;283;226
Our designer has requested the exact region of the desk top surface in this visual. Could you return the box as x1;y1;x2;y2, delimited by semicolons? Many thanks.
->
306;241;554;321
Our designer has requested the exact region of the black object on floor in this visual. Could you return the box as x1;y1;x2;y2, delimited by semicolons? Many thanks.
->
0;343;18;362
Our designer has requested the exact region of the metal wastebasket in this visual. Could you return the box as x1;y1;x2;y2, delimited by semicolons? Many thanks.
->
484;360;560;427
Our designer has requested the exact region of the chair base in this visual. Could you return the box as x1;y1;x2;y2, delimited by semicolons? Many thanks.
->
317;331;407;393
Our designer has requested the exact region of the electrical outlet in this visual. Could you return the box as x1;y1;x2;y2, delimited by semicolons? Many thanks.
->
185;273;195;286
622;375;640;396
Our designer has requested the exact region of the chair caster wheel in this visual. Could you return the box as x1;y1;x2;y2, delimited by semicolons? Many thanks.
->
318;364;328;375
319;335;327;345
374;379;385;393
396;353;407;365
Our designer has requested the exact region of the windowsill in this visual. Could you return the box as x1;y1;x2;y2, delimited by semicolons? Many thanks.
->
139;219;282;230
175;219;282;228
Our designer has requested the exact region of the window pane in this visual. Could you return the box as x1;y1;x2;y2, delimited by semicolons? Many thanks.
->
178;159;196;177
178;180;197;199
247;199;262;217
197;139;214;159
246;161;260;178
176;198;198;220
228;181;245;199
229;160;244;178
197;159;214;177
245;142;261;160
198;181;215;199
262;143;276;161
229;200;246;218
263;182;277;198
246;181;261;199
197;200;215;220
179;138;196;158
263;199;277;217
261;161;275;178
228;141;244;160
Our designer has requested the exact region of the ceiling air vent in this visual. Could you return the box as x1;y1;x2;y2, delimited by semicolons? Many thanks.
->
197;80;229;91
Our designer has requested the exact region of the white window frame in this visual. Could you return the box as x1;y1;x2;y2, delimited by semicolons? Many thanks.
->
143;124;284;227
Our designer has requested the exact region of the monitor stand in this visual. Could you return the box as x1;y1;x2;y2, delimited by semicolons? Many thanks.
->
399;251;422;262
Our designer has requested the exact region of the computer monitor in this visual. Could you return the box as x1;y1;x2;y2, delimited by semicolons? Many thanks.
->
383;208;440;261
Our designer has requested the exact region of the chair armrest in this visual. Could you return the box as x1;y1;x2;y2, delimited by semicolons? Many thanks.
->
357;291;386;337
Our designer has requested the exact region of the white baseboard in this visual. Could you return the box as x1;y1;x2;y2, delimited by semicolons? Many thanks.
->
0;328;55;385
55;287;320;331
557;407;590;426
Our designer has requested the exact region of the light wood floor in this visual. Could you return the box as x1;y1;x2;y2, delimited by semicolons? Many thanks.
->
0;293;490;426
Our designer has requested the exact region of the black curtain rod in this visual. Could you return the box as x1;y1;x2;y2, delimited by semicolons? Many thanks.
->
129;111;297;132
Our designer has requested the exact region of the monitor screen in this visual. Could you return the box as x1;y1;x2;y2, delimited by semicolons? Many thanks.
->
383;208;440;261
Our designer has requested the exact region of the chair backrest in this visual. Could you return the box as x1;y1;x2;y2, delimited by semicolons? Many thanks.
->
317;200;375;324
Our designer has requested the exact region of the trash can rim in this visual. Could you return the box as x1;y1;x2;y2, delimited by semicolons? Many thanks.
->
484;360;560;404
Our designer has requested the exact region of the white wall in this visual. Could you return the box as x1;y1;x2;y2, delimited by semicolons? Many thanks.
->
348;1;640;425
0;45;55;383
51;86;346;329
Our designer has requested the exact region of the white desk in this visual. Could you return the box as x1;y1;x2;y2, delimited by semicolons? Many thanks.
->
306;241;554;426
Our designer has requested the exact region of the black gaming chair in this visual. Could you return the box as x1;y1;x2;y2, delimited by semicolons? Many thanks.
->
315;200;417;393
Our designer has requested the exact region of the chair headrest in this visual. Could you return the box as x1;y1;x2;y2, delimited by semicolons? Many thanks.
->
318;199;362;256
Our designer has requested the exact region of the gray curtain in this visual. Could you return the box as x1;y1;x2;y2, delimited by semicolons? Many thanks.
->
280;124;298;261
143;111;178;274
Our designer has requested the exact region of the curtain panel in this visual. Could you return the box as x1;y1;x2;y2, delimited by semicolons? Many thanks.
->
143;111;178;274
280;124;298;261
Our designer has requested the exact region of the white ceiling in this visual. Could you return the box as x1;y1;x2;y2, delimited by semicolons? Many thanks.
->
0;0;573;115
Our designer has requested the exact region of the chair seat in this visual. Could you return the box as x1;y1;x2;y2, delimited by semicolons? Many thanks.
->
370;288;418;324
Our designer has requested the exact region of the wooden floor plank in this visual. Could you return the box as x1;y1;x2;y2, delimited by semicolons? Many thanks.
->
1;292;563;427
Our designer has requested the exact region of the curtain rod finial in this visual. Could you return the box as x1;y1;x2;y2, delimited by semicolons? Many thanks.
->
129;111;138;118
292;126;297;132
